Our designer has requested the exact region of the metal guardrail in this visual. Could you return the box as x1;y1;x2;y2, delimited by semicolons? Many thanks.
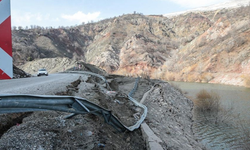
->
129;77;139;97
67;71;111;90
127;77;147;131
0;71;147;132
66;71;147;131
0;94;127;132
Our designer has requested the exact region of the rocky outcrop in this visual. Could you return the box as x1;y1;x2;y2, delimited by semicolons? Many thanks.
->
13;65;30;78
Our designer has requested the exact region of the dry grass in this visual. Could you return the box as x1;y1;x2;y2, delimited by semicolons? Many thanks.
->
139;72;150;79
160;71;176;81
193;90;220;112
242;75;250;87
232;119;250;150
199;73;214;83
193;89;250;149
186;74;197;82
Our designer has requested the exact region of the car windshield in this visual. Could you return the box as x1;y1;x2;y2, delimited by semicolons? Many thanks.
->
39;69;46;71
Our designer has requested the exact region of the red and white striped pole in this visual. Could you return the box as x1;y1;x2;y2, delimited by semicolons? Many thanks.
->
0;0;13;79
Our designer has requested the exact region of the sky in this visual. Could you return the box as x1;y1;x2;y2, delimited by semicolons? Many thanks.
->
10;0;230;28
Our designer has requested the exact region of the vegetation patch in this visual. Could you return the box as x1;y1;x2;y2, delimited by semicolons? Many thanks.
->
193;89;220;112
242;75;250;87
192;89;250;149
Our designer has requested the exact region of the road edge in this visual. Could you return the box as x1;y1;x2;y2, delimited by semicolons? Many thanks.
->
140;85;164;150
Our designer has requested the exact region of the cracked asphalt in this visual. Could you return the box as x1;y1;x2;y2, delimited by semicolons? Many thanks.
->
0;73;83;95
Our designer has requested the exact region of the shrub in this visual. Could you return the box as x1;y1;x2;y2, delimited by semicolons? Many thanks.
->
139;72;150;79
193;89;250;149
194;90;220;112
186;74;197;82
198;36;206;47
242;75;250;87
26;56;33;61
161;71;175;81
245;78;250;87
199;73;214;83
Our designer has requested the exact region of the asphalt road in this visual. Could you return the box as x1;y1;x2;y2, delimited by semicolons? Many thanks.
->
0;73;82;95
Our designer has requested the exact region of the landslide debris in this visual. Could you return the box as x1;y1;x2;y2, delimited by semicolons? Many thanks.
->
13;65;30;78
60;74;144;127
0;113;32;137
0;111;145;150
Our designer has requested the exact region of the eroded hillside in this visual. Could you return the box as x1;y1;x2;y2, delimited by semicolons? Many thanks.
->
13;5;250;86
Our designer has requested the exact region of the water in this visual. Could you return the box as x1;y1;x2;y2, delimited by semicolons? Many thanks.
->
169;81;250;149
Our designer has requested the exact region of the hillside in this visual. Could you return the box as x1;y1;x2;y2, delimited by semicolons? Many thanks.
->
13;4;250;86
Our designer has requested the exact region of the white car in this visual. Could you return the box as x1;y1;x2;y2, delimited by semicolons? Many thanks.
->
37;68;48;76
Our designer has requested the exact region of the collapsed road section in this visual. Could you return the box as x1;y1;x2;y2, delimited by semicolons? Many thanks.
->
0;71;148;150
0;71;147;132
0;70;205;149
0;94;128;132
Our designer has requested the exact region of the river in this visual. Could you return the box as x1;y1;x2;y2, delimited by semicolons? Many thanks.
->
169;81;250;150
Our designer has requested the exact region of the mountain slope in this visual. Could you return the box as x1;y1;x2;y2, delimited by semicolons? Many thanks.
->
13;4;250;86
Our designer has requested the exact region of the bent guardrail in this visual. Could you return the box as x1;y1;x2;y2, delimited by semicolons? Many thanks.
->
127;77;147;131
66;71;147;131
0;94;127;132
0;71;147;132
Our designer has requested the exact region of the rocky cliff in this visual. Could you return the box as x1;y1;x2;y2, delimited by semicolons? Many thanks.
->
13;5;250;86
